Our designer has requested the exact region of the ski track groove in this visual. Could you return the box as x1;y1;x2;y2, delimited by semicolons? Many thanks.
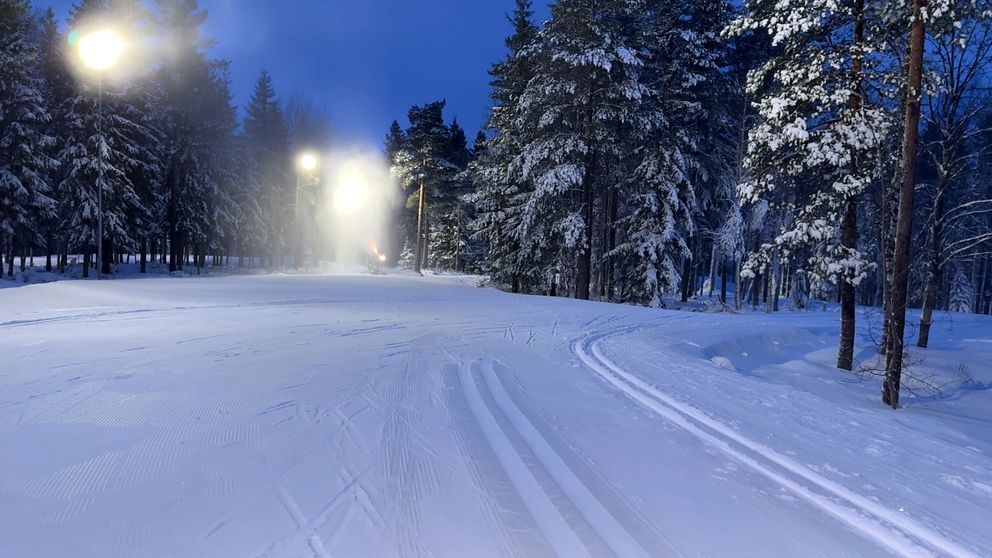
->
574;325;982;558
458;361;593;558
441;363;540;558
480;360;652;558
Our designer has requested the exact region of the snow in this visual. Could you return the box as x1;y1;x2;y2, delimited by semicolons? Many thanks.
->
1;274;990;557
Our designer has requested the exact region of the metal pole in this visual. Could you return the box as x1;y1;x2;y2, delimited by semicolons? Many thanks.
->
97;72;104;279
295;173;301;270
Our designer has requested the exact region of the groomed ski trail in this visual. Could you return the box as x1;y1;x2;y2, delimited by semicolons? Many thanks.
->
459;360;652;558
573;327;981;558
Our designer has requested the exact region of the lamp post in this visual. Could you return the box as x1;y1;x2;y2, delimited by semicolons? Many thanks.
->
78;30;125;279
296;153;319;269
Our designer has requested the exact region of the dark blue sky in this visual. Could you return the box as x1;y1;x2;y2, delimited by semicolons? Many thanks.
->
42;0;551;146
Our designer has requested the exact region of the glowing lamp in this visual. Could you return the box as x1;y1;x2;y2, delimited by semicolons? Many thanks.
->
78;30;125;71
300;153;319;171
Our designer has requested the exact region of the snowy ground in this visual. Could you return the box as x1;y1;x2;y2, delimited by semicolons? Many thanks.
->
1;274;989;558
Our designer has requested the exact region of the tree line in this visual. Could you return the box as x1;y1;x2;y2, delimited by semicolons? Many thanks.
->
385;0;992;408
0;0;328;280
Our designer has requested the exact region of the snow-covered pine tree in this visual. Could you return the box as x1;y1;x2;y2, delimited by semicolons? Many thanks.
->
613;0;731;306
514;0;647;300
471;0;542;292
384;120;407;266
728;0;890;370
948;265;974;313
241;71;291;268
389;101;459;274
156;0;240;271
58;0;157;277
427;119;473;271
0;0;55;278
38;8;75;272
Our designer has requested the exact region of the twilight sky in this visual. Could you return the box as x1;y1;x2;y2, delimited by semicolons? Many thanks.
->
41;0;551;146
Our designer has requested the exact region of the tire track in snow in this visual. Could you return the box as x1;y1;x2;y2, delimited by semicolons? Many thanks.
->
574;327;982;558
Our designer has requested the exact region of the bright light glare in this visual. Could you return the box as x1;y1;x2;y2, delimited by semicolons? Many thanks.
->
300;153;319;171
78;30;126;71
334;181;366;215
378;254;387;263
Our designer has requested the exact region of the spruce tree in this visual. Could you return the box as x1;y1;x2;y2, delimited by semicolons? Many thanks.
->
156;0;237;272
514;0;646;300
471;0;541;292
389;101;458;273
0;0;55;277
242;71;291;267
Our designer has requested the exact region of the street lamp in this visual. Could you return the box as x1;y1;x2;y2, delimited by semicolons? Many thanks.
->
296;152;320;269
78;29;125;279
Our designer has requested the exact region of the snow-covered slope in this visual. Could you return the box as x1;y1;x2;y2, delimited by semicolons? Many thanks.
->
1;275;989;558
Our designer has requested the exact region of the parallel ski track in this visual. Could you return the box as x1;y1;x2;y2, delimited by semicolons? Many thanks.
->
460;361;652;558
573;326;981;558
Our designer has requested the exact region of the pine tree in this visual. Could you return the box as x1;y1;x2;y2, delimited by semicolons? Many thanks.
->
613;0;731;306
389;101;459;274
728;0;891;369
242;71;291;267
427;118;473;271
0;0;55;277
156;0;238;272
514;0;647;300
38;8;75;272
948;265;974;313
471;0;541;292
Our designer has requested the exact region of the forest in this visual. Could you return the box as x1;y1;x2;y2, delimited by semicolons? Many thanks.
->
2;0;992;408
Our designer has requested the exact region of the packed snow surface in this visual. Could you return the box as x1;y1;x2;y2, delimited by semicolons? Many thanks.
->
1;274;990;558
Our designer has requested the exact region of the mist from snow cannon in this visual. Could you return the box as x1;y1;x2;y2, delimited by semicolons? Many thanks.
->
316;147;398;267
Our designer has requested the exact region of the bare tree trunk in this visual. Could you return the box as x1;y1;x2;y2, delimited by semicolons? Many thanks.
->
681;248;693;303
720;258;729;305
575;188;593;300
918;169;947;347
708;243;718;297
45;231;53;272
884;0;926;409
838;200;859;370
768;249;780;313
838;0;865;371
414;175;426;275
734;258;743;311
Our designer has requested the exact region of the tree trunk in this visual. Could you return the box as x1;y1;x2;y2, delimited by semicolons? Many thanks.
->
605;188;619;301
770;250;781;313
884;0;926;409
414;169;426;275
705;243;716;298
140;238;148;274
918;172;947;348
838;199;859;370
681;250;693;303
45;231;53;272
720;258;729;305
82;251;91;279
575;183;593;301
